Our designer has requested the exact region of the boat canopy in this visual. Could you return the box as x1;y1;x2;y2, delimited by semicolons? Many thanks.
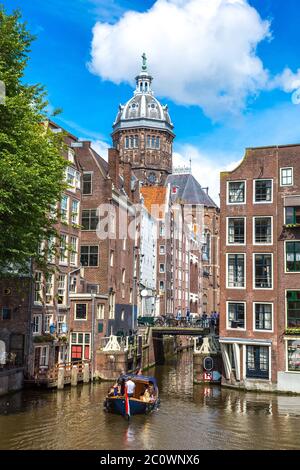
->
119;374;158;389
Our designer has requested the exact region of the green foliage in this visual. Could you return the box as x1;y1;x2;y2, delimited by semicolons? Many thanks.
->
0;5;67;273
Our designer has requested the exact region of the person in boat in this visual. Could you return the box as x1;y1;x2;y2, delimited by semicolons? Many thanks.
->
125;377;136;398
108;382;120;396
120;377;126;396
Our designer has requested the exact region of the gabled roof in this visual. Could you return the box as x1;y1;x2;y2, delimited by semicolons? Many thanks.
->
140;187;167;218
166;173;218;208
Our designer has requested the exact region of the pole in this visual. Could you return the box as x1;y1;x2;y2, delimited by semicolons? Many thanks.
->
91;293;95;381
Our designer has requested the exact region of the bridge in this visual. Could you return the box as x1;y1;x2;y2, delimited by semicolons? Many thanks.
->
150;326;210;336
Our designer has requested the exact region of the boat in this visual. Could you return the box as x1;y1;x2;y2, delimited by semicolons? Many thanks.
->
104;374;159;417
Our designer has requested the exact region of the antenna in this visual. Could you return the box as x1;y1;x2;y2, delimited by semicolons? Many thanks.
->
189;157;192;174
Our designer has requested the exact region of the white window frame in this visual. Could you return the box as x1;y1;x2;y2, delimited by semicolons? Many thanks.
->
33;314;42;335
34;271;43;304
61;195;69;223
226;301;246;331
39;345;49;367
58;274;67;306
70;236;78;266
45;273;54;305
253;216;273;246
285;338;300;373
226;217;246;246
253;253;273;290
253;179;273;204
159;263;165;273
285;289;300;330
57;314;66;334
59;234;68;265
159;245;165;255
253;302;274;333
68;148;75;164
75;303;88;321
280;167;293;187
284;240;300;274
227;180;246;205
71;199;80;225
226;253;246;290
97;304;105;320
44;314;53;333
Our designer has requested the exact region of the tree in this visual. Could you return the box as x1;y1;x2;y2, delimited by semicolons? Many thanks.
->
0;5;67;273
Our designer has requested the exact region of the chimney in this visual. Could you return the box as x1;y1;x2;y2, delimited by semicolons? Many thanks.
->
122;161;133;201
108;148;120;189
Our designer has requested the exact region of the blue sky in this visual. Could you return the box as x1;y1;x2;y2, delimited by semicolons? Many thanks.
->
5;0;300;201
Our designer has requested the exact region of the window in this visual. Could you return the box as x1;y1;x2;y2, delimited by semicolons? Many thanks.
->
121;309;125;322
125;135;138;148
254;179;272;203
83;172;92;195
60;195;68;223
159;223;165;237
109;293;115;319
34;272;43;304
68;148;75;163
57;275;66;305
110;251;114;267
57;314;66;334
81;209;99;231
159;280;165;292
47;235;56;263
69;275;77;294
227;181;245;204
287;340;300;372
286;291;300;328
254;254;272;289
70;237;78;266
159;263;165;273
44;315;53;333
59;234;68;264
122;269;125;284
227;218;245;244
227;302;245;329
254;217;272;244
97;304;105;320
2;307;11;320
246;346;269;379
159;245;165;255
33;314;42;335
286;241;300;272
129;288;132;303
122;238;127;250
227;254;245;288
39;346;49;367
71;200;79;225
285;207;300;225
45;273;54;304
254;303;272;331
75;304;87;321
281;167;293;186
66;166;80;191
80;246;98;267
71;332;90;361
146;135;160;149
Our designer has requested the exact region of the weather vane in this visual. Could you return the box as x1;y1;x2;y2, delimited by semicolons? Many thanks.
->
141;52;147;72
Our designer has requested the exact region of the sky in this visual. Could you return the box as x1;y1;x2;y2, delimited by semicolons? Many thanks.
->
5;0;300;203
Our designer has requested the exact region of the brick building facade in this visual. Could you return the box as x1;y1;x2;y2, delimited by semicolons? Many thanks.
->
220;144;300;393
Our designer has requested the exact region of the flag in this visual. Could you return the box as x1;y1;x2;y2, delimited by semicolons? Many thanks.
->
125;384;130;418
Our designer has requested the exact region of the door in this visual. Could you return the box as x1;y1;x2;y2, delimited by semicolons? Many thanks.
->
246;346;269;379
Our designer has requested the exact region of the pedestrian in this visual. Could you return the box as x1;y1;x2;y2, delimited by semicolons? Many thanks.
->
125;377;136;398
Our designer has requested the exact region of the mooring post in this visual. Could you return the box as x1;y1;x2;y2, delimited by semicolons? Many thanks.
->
57;366;65;390
71;365;78;386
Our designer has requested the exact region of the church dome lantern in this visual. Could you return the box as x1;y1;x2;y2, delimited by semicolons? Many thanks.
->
112;53;174;135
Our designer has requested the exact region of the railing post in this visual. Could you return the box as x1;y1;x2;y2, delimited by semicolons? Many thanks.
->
83;362;90;383
57;366;65;389
71;365;78;386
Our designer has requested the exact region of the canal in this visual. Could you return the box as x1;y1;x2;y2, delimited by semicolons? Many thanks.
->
1;350;300;450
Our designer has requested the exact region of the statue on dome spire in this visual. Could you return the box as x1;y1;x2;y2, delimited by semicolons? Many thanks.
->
141;52;147;72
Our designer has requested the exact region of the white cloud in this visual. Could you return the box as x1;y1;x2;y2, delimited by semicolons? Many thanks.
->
89;0;271;119
269;67;300;93
91;139;109;160
173;144;241;204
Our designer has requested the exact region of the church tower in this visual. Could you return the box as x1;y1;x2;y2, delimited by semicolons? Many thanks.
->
112;54;175;186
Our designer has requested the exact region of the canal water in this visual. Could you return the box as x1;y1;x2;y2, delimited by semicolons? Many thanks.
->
1;350;300;450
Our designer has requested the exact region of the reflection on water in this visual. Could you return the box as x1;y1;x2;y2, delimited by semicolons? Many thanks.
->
1;350;300;450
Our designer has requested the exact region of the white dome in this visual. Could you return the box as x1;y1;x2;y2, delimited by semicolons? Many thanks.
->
113;67;174;135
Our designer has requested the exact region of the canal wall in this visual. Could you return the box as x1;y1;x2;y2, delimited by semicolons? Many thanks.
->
0;368;24;396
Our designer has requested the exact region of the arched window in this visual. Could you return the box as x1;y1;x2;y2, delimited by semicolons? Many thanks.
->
151;136;155;148
125;136;129;149
147;135;151;148
156;137;160;149
130;136;134;148
134;135;138;148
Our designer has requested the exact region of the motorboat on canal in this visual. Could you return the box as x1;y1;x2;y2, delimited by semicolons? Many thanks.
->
104;374;159;417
